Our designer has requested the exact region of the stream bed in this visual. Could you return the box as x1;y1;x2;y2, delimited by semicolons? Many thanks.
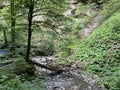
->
32;56;101;90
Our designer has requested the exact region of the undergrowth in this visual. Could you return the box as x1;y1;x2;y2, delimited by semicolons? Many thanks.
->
75;10;120;90
0;59;45;90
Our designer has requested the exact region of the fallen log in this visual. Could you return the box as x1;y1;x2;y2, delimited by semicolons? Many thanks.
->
0;59;63;73
30;60;63;73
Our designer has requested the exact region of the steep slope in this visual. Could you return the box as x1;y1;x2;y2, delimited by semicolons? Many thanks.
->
75;11;120;89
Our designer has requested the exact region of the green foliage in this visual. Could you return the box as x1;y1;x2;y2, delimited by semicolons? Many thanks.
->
1;0;120;90
33;39;54;56
75;11;120;89
100;0;120;21
0;75;45;90
0;75;22;90
13;60;35;75
0;60;45;90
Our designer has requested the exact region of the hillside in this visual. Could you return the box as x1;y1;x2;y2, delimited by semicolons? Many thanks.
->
75;9;120;90
0;0;120;90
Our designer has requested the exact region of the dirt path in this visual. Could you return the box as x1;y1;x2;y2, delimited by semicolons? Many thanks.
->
82;22;98;36
64;0;103;39
80;16;99;38
80;15;102;38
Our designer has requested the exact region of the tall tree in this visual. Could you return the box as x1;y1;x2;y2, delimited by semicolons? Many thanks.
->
26;0;34;62
10;0;16;46
25;0;66;62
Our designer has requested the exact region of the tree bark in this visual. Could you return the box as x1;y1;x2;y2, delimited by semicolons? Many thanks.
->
26;0;34;62
11;0;16;47
3;29;8;47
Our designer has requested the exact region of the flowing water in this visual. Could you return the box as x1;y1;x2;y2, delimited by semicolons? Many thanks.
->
0;49;11;57
32;56;101;90
0;50;101;90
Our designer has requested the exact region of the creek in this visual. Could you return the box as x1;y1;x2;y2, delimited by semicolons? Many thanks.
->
0;49;11;57
32;56;101;90
0;49;101;90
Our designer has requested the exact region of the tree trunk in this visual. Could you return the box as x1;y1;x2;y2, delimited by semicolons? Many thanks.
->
11;0;16;47
3;29;8;47
26;0;34;62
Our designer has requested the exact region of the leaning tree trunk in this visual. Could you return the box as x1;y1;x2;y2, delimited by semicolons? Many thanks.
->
26;0;34;62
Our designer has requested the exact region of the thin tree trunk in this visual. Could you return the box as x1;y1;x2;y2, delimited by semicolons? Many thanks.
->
3;30;8;47
26;0;34;62
11;0;16;47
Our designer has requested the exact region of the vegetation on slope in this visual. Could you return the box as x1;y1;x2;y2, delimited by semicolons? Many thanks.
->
0;0;120;90
75;10;120;90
